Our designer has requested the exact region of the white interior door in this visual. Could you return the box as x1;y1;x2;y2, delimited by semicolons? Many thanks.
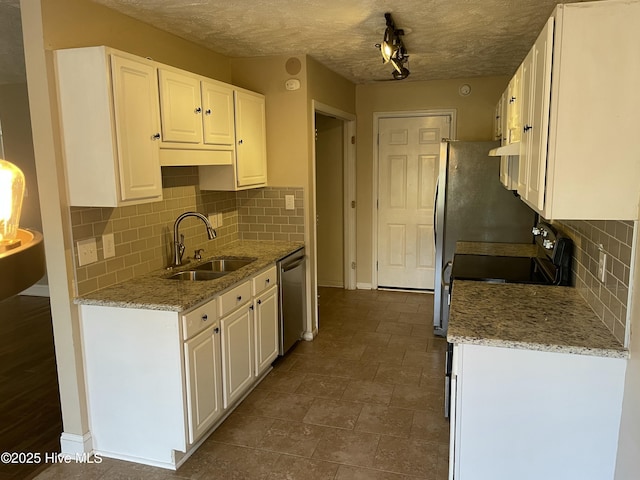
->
377;115;450;290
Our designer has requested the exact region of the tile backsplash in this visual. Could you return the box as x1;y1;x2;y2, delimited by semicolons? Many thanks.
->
71;166;304;295
553;219;635;344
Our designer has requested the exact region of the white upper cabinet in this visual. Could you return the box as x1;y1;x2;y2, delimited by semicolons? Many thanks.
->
199;89;268;191
509;1;640;220
159;69;204;144
201;80;235;146
519;18;554;212
56;47;163;207
158;68;236;167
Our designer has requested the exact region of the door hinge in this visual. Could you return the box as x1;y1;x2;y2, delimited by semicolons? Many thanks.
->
351;135;356;145
351;200;356;208
351;261;356;270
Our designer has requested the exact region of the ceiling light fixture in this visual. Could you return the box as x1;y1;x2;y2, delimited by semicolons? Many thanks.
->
375;12;410;80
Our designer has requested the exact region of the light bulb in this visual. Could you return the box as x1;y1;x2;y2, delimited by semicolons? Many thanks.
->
0;159;25;249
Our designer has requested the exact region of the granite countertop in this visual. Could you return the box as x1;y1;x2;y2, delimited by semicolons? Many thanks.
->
447;280;627;358
74;240;304;312
456;241;538;257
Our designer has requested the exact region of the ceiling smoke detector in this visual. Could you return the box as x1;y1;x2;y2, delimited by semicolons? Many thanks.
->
375;12;410;80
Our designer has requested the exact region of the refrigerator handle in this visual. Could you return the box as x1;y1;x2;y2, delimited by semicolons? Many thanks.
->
442;260;453;286
433;176;439;246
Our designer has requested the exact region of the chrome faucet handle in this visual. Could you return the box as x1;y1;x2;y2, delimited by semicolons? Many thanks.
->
194;249;205;261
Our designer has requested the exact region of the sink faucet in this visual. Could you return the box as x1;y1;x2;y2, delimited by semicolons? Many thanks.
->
173;212;217;267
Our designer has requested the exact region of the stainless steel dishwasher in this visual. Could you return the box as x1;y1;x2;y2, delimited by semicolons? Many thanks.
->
277;247;306;355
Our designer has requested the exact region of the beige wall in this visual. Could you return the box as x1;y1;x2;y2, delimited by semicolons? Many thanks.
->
316;113;344;287
354;76;509;285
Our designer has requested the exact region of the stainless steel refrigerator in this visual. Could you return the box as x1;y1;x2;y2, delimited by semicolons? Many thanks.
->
433;141;537;336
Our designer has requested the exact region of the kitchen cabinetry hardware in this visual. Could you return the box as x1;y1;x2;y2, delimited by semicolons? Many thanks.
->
214;327;219;334
523;125;532;132
195;107;202;113
205;109;212;115
152;133;161;139
238;139;243;144
201;314;208;321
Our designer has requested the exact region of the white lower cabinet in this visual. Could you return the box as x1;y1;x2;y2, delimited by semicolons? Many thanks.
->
79;263;281;469
449;343;627;480
220;303;254;408
254;285;279;377
184;324;223;444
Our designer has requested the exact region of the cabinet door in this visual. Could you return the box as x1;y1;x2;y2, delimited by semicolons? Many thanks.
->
201;81;234;146
111;54;163;202
506;65;523;144
516;50;533;197
235;90;267;187
254;286;279;377
524;18;554;212
158;69;203;144
220;306;254;408
184;325;223;444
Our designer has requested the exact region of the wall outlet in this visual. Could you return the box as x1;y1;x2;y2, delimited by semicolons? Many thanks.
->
77;238;98;266
102;233;116;259
598;249;607;283
208;213;219;229
285;194;295;210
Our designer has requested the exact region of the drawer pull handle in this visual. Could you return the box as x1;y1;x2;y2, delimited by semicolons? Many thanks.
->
265;278;270;284
237;295;242;301
202;314;208;321
214;327;220;334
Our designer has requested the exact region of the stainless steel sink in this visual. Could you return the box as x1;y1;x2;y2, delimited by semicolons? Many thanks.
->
193;257;256;273
167;270;228;281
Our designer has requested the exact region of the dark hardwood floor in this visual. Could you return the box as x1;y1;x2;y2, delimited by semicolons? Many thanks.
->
0;295;62;480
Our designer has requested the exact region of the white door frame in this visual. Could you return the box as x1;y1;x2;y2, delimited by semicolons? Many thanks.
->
372;109;457;289
312;101;357;292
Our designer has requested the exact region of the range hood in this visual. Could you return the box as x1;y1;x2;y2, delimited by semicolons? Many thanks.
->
488;142;520;156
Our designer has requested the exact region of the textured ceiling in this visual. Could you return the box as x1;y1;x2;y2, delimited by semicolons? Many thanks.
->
2;0;594;85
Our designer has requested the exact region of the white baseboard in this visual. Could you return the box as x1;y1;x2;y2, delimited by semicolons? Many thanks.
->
356;282;373;290
60;431;93;455
20;283;50;297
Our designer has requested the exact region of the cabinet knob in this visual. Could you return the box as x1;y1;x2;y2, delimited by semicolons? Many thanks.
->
249;305;254;311
509;96;516;103
195;107;202;114
523;125;532;132
205;109;212;115
152;133;161;140
238;139;243;145
257;299;262;305
265;278;270;284
214;327;220;334
202;314;208;321
237;295;242;301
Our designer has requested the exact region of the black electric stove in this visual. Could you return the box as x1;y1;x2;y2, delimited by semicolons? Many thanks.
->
450;222;573;286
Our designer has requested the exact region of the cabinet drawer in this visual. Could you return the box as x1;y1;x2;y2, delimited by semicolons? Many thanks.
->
253;266;277;295
182;299;217;340
218;281;252;317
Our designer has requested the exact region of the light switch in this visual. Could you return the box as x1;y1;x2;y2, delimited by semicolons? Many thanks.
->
285;195;295;210
77;238;98;266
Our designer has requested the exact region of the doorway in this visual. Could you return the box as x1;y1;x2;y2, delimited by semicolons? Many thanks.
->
315;113;345;288
311;101;356;298
373;111;455;290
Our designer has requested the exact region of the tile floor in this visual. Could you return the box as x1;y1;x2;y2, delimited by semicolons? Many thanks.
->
34;287;449;480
